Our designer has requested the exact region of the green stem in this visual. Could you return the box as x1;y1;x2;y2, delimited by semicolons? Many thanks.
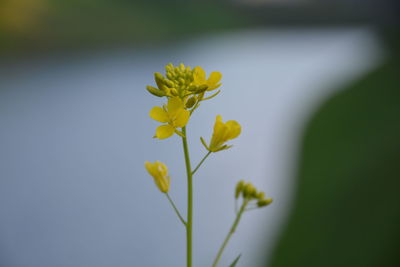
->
166;193;186;226
182;126;193;267
212;200;249;267
192;151;212;175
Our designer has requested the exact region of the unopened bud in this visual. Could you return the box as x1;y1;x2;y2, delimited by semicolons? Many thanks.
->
166;72;174;80
154;72;165;89
251;188;259;198
165;63;173;72
257;198;273;207
164;79;174;88
235;180;245;199
195;84;208;93
185;97;196;109
243;183;256;199
146;86;166;97
257;192;265;200
170;88;179;96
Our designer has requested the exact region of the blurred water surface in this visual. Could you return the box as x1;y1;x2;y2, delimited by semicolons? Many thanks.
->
0;28;382;266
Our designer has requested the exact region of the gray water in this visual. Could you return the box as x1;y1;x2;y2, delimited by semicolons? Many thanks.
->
0;28;382;267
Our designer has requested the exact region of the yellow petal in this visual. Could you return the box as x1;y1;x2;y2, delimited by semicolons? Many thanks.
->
144;161;157;177
155;160;168;176
209;115;227;151
207;83;221;91
149;106;169;123
209;127;228;151
174;109;190;128
155;175;170;193
226;120;241;139
213;115;224;133
193;66;206;84
155;125;175;139
167;97;184;115
208;72;222;85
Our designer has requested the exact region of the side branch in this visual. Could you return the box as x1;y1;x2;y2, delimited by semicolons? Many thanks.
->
212;200;249;267
192;151;212;175
166;193;187;226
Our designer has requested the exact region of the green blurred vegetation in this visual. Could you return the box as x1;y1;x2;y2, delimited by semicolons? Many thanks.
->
267;50;400;266
0;0;247;55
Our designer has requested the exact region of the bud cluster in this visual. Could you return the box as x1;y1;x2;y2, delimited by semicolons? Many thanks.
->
235;180;273;208
146;63;208;99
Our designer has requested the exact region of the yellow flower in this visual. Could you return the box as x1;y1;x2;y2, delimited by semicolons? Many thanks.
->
144;161;170;193
193;66;222;91
149;97;190;139
201;115;241;152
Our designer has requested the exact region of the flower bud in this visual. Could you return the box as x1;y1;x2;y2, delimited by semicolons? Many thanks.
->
185;97;197;109
165;63;174;72
145;161;170;193
146;86;166;97
235;180;245;199
164;79;175;88
257;192;265;200
257;198;273;207
243;183;256;199
154;72;165;89
251;188;259;198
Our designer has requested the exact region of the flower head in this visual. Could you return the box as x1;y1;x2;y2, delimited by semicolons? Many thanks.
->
235;180;273;208
145;161;170;193
201;115;241;152
149;97;190;139
146;63;223;106
193;66;222;91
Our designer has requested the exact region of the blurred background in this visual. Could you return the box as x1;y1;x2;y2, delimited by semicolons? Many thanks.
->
0;0;399;266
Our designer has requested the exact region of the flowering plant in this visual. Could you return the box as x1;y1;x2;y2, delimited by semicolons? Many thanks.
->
145;63;273;267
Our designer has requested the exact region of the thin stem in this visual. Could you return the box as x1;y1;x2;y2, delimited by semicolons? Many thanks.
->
181;126;193;267
166;193;186;226
235;199;238;214
192;151;212;175
212;200;249;267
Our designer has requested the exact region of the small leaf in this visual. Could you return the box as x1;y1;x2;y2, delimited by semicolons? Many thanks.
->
202;90;221;101
200;137;210;151
229;254;241;267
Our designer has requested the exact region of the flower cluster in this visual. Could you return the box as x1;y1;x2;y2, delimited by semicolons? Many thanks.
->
145;63;242;192
235;180;273;207
146;63;222;112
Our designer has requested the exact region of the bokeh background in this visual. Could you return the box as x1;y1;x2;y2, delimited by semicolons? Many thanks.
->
0;0;399;266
